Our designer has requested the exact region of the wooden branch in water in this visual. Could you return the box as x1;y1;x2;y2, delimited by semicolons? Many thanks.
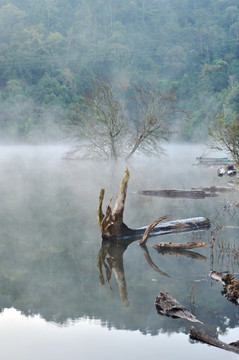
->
155;292;202;323
153;241;206;250
139;215;170;245
190;328;239;354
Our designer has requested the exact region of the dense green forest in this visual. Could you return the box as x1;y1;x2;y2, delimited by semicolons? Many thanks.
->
0;0;239;143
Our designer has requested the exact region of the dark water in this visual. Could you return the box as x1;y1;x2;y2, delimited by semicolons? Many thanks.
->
0;145;238;360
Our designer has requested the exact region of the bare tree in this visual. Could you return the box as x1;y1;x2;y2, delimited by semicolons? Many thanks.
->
64;75;185;161
209;113;239;165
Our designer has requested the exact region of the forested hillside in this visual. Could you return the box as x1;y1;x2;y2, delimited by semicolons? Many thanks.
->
0;0;238;143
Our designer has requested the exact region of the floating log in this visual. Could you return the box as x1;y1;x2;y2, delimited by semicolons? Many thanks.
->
138;189;211;199
138;185;239;200
153;241;207;261
155;291;202;323
152;241;206;250
115;216;211;242
209;271;239;305
190;328;239;354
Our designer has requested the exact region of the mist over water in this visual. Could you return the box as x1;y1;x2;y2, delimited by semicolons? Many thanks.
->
0;144;238;360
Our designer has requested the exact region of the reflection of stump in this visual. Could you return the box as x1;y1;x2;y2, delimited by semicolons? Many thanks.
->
97;241;130;306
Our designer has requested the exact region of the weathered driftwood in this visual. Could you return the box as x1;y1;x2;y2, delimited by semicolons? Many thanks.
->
153;241;206;250
155;291;202;323
152;241;207;261
139;215;170;245
209;271;239;305
190;328;239;354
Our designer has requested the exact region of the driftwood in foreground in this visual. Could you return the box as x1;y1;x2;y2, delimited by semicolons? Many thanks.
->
155;291;202;323
209;271;239;305
190;328;239;354
97;169;211;241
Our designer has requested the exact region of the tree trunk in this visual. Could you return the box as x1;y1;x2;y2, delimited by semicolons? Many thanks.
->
97;169;211;241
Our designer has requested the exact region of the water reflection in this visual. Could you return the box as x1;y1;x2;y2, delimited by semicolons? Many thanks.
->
0;145;238;358
97;240;130;306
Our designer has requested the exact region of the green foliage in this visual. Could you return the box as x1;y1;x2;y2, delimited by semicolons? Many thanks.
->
0;0;238;142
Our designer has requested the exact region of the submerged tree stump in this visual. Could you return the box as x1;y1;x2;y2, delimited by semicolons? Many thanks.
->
97;169;211;241
97;167;131;238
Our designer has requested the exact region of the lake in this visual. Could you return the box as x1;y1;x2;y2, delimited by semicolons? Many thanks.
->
0;144;238;360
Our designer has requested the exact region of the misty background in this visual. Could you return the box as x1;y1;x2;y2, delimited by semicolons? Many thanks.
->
0;0;239;145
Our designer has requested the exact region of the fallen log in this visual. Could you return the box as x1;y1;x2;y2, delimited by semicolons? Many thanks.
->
209;271;239;305
190;328;239;354
155;291;202;323
138;189;211;199
152;241;206;249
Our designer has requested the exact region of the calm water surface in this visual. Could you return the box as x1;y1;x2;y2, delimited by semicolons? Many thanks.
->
0;144;238;360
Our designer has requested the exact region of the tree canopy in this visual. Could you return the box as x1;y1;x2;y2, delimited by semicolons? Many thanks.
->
0;0;238;147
